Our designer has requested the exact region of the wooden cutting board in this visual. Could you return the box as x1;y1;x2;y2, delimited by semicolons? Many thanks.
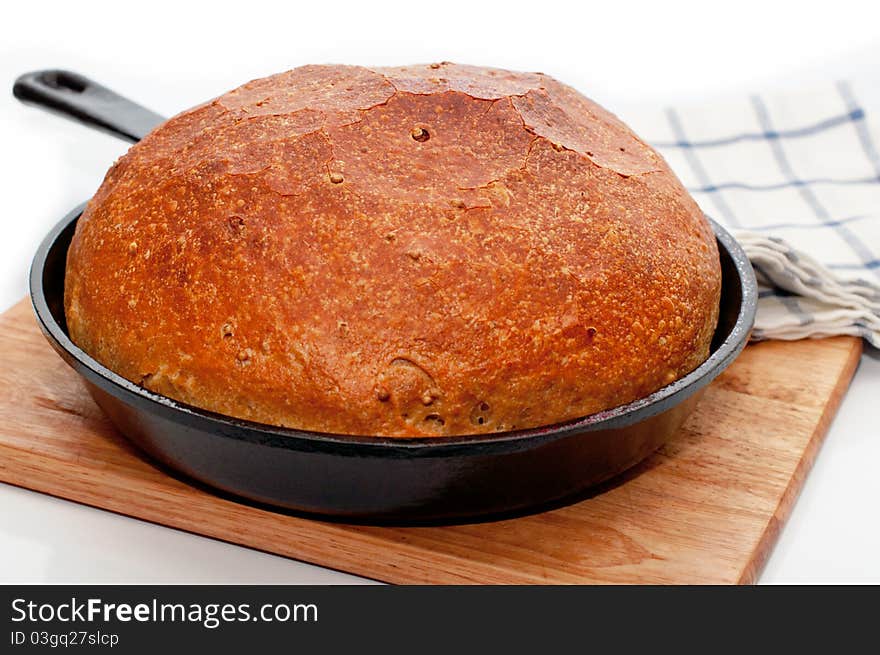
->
0;298;862;584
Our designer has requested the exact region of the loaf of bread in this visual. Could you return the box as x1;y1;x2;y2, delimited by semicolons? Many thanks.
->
65;63;721;437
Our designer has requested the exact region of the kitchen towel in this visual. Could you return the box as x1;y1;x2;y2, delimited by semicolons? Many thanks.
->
629;81;880;347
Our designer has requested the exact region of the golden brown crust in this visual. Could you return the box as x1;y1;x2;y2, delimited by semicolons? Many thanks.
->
64;63;721;437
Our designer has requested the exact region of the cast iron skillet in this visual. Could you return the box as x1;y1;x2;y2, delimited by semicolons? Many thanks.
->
15;70;757;522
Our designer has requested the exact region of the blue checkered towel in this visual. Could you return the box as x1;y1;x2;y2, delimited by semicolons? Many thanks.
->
629;81;880;347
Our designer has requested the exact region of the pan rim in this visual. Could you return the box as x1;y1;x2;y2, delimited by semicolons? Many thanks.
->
30;204;757;453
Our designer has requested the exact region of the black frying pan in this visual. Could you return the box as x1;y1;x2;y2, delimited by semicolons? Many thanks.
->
15;70;758;523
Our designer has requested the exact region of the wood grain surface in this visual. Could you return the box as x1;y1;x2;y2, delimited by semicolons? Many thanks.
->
0;298;862;584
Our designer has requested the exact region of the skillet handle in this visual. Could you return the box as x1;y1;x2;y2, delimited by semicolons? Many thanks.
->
13;70;165;143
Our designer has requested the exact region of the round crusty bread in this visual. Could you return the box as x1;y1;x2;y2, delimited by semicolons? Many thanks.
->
65;63;722;437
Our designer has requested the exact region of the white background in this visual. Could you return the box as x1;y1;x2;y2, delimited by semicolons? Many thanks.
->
1;0;878;583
